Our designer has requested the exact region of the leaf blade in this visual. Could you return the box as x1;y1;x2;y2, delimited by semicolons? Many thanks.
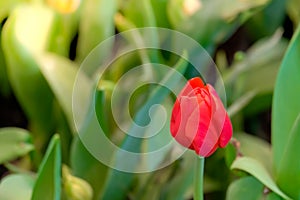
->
272;23;300;198
31;134;61;200
231;157;290;199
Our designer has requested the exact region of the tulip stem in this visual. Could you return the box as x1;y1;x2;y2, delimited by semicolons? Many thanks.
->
194;156;205;200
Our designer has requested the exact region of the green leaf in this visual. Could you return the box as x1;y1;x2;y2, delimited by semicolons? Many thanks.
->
36;53;79;131
100;53;188;200
140;100;173;170
167;0;270;48
272;23;300;187
245;0;286;39
226;176;264;200
76;0;117;62
1;4;57;148
70;136;108;200
0;0;25;22
150;0;170;28
235;133;272;173
231;157;290;199
161;151;222;200
266;192;284;200
0;174;35;200
120;0;159;63
161;151;195;200
224;31;288;102
31;134;61;200
46;8;79;57
276;113;300;199
0;128;34;164
0;25;10;96
122;0;157;28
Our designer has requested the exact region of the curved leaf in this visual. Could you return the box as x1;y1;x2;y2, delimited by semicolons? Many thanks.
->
0;25;10;96
231;157;290;199
272;23;300;194
36;53;79;131
31;134;61;200
235;133;272;173
276;113;300;199
1;4;57;149
100;53;188;200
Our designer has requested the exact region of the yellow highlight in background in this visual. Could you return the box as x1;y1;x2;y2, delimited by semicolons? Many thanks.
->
47;0;81;14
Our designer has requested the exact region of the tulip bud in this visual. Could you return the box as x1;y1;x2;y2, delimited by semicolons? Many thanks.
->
170;77;232;157
62;165;93;200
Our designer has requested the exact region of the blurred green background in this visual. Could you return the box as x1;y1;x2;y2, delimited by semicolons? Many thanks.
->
0;0;300;199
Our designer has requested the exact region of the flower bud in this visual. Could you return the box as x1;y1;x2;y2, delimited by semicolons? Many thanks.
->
170;77;232;157
62;165;93;200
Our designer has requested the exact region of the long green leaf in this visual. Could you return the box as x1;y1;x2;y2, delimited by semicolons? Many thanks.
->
231;157;290;199
276;113;300;199
120;0;159;63
0;24;10;96
71;136;108;200
100;54;188;200
272;24;300;196
1;4;57;151
31;134;61;200
76;0;117;62
0;128;34;164
36;53;79;131
122;0;157;28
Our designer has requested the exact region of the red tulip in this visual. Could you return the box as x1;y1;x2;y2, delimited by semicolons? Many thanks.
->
170;77;232;157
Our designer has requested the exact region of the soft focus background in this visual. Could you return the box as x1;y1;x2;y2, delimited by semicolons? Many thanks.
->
0;0;300;199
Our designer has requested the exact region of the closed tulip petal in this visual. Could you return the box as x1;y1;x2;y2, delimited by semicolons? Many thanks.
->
206;84;232;148
179;77;205;97
219;115;232;148
170;77;232;157
171;96;200;149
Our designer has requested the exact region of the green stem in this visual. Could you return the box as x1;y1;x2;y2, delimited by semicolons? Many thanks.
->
194;156;205;200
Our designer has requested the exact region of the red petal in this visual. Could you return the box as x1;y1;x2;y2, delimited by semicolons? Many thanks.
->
170;100;181;136
201;142;218;157
206;84;232;148
188;77;205;89
178;77;205;97
171;96;199;149
191;95;213;156
219;114;233;148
